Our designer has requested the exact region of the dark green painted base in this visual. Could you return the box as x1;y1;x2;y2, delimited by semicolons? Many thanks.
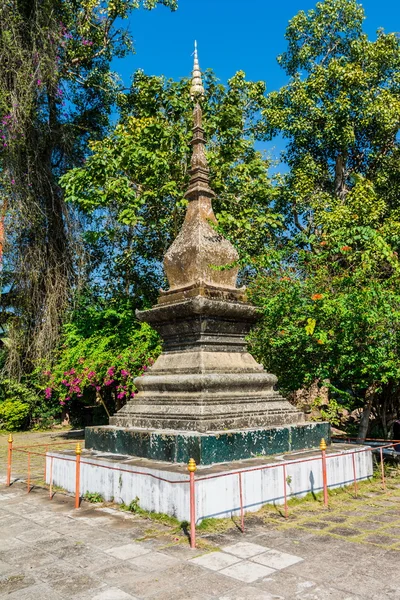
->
85;422;331;465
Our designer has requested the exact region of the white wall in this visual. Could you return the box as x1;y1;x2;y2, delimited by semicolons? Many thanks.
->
47;446;373;523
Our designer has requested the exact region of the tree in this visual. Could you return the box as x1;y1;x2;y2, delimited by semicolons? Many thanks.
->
251;0;400;438
0;0;177;378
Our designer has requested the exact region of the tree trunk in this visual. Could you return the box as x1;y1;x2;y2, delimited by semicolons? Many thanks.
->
334;152;348;201
357;384;377;441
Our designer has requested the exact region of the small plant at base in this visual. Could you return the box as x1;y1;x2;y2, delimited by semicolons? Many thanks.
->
120;496;141;513
127;497;141;513
83;491;104;503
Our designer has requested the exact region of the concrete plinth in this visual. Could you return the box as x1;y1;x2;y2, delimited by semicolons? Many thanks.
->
47;443;373;523
85;422;330;465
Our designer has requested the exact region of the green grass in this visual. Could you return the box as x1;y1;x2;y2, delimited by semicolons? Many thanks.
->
119;496;182;529
197;516;236;533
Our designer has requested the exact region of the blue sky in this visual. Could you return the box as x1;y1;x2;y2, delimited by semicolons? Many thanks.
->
116;0;400;92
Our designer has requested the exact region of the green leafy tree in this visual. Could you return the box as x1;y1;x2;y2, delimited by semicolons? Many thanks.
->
0;0;177;378
251;0;400;438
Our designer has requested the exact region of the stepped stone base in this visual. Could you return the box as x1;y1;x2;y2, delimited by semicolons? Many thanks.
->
90;294;325;465
110;296;307;434
85;422;330;465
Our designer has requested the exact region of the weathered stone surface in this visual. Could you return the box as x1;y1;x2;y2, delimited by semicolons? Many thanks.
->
85;422;330;464
108;296;305;433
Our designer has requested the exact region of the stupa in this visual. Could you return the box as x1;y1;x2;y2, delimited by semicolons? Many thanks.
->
86;44;329;464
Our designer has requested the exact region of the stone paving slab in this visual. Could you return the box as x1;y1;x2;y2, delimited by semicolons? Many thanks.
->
1;475;400;598
219;561;275;583
190;552;241;571
252;549;303;569
222;542;269;559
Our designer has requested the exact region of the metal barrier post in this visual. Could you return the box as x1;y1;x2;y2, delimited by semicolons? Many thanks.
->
320;438;328;507
238;472;245;533
75;443;82;509
44;444;48;482
283;464;288;519
49;456;53;500
6;434;12;486
379;447;386;490
27;452;31;493
352;452;358;498
188;458;197;549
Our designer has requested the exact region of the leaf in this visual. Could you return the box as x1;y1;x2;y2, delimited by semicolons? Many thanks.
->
305;318;316;336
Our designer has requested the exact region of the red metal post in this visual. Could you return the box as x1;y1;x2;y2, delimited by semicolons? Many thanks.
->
44;444;48;483
49;456;53;500
6;434;12;487
380;447;386;491
27;452;31;493
320;438;328;507
188;458;197;549
352;452;358;498
283;464;288;519
238;472;245;533
75;443;82;509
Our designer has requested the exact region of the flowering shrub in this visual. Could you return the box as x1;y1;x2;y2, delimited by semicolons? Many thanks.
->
40;313;161;420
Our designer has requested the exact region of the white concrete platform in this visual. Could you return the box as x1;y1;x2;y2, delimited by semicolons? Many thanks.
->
46;444;373;523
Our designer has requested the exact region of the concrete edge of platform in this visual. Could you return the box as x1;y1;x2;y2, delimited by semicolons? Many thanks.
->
46;444;374;523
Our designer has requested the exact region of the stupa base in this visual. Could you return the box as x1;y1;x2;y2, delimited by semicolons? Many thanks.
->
46;442;372;523
85;421;330;465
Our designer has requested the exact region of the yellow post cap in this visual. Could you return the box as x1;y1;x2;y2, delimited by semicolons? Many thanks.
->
320;438;327;451
188;457;197;473
76;443;82;455
8;434;13;443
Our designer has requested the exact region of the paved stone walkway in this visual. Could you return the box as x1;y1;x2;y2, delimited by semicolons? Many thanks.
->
1;474;400;600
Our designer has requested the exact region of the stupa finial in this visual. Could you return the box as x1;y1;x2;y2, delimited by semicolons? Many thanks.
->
160;42;240;299
185;41;212;201
190;40;205;99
